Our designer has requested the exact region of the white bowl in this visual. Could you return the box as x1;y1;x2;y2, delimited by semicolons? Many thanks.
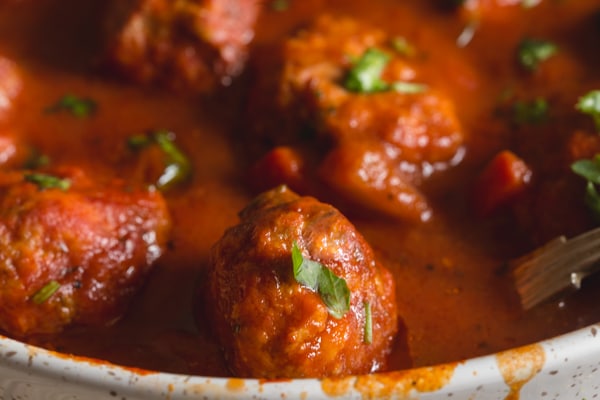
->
1;323;599;399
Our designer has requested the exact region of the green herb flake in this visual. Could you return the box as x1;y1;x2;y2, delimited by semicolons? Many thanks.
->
24;151;50;169
45;94;97;118
391;81;428;94
572;155;600;220
363;301;373;344
576;90;600;131
24;173;71;191
31;280;61;304
292;242;320;290
270;0;290;11
344;48;391;93
153;131;192;190
517;38;558;71
391;36;415;57
513;97;549;125
572;155;600;184
291;242;351;319
317;265;351;319
128;130;192;191
127;134;153;150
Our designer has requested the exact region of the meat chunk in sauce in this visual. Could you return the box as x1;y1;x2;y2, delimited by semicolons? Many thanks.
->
103;0;260;93
205;185;399;378
248;15;465;222
0;167;171;337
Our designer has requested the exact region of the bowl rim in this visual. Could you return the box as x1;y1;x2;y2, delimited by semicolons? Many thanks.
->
1;321;600;399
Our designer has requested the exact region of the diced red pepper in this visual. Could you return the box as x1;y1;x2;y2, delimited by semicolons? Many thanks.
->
472;150;532;216
249;146;308;192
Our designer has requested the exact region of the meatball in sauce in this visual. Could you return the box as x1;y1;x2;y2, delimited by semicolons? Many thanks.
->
247;15;467;223
206;186;399;378
103;0;261;93
0;167;171;337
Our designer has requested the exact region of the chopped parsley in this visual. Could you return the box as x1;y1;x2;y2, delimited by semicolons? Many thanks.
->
344;48;427;95
24;173;71;191
31;280;61;304
391;81;428;94
270;0;290;11
45;94;97;118
24;151;50;169
128;130;192;190
572;154;600;220
513;97;549;125
576;90;600;131
344;48;391;93
517;38;558;71
391;36;416;57
291;242;350;319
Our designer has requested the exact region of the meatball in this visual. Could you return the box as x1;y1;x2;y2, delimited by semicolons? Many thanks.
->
103;0;260;93
247;15;465;222
206;185;399;378
0;56;21;119
0;167;171;337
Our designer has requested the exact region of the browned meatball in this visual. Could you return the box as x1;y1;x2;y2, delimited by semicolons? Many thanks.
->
206;185;399;378
0;167;171;337
247;15;465;222
103;0;260;93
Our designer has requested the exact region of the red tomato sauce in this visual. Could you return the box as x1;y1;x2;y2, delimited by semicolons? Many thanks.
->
0;0;599;376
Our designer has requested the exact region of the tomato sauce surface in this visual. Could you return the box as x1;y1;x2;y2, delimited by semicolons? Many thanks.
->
0;0;600;376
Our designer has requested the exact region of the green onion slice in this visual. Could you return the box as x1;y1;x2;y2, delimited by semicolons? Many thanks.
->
31;280;61;304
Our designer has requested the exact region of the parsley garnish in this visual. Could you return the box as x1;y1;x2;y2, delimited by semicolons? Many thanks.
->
576;90;600;131
291;242;350;319
344;48;427;95
24;173;71;191
572;154;600;220
31;280;61;304
270;0;289;11
517;38;557;71
128;130;191;190
391;36;416;57
513;97;549;125
391;81;428;94
45;94;97;118
24;151;50;169
344;48;391;93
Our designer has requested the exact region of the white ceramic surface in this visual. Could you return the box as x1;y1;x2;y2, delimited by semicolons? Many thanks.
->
0;322;599;400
